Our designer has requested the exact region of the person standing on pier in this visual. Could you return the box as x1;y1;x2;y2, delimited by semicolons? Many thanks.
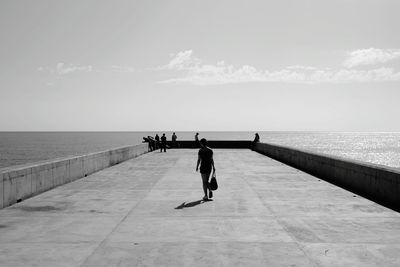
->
172;132;177;148
160;133;167;152
196;138;216;201
155;134;160;150
195;132;200;148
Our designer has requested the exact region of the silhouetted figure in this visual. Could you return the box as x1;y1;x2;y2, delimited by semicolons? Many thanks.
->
155;134;160;150
145;136;155;151
196;138;216;201
172;132;177;148
252;133;260;149
195;132;200;148
160;133;167;152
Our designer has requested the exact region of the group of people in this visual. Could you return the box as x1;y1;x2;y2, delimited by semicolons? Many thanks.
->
146;132;178;152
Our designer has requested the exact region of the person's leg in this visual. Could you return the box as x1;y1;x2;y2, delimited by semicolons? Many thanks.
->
201;173;210;200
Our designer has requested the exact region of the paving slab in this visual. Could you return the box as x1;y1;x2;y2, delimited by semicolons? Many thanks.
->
0;243;99;267
81;242;315;267
0;149;399;266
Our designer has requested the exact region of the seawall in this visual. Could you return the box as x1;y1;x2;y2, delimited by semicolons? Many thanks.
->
0;143;148;209
254;142;400;211
167;140;252;149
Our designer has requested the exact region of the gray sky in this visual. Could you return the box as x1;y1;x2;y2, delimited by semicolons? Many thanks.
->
1;0;399;131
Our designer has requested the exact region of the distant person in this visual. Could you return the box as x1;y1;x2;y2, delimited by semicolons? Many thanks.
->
252;133;260;149
172;132;177;148
196;138;216;201
195;132;200;148
160;133;167;152
155;134;160;150
146;136;155;151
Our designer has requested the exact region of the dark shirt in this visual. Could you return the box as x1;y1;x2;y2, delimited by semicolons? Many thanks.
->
161;136;167;144
198;147;213;174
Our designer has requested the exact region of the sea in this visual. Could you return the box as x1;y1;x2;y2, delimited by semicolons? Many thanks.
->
0;131;400;171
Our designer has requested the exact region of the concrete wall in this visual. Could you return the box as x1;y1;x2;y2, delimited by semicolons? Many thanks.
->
167;140;252;149
0;143;148;209
254;142;400;211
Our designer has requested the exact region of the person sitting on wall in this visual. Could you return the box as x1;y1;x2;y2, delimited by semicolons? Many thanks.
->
252;133;260;150
160;133;167;152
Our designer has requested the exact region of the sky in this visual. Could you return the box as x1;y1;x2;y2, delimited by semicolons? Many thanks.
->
0;0;399;131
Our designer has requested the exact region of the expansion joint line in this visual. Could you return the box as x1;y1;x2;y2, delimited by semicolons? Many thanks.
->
79;187;153;267
238;153;320;267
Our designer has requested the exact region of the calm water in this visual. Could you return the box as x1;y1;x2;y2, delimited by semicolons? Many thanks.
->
1;132;400;170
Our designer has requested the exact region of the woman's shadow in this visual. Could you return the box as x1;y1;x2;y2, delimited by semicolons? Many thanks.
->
174;199;212;209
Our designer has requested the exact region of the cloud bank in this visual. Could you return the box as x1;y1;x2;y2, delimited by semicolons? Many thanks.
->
37;49;400;85
159;50;400;85
38;63;136;75
343;48;400;68
56;63;93;75
38;63;93;75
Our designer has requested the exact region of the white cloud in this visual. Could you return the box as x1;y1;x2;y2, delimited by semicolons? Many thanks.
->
286;65;317;71
159;50;400;85
110;65;136;73
38;64;137;75
55;62;93;75
343;48;400;68
161;50;201;70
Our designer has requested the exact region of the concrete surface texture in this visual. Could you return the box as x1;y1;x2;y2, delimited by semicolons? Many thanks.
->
0;149;399;266
254;142;400;211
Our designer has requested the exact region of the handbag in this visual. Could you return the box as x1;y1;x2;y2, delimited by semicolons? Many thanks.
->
209;171;218;191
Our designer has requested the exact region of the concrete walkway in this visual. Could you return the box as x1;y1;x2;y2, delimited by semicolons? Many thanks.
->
0;149;399;266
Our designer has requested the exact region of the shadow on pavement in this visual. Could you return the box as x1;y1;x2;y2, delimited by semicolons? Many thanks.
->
175;199;213;209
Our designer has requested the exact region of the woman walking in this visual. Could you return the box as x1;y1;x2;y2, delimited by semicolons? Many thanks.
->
196;138;216;201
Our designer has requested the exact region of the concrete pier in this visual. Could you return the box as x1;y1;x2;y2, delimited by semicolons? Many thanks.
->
0;149;399;266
